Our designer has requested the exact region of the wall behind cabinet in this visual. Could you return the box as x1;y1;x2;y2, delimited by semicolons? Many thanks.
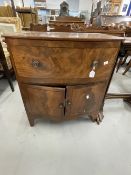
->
67;0;79;11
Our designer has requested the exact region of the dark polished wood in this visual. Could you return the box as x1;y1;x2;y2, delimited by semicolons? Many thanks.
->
100;15;131;26
125;28;131;37
22;84;65;123
30;23;47;32
65;83;107;121
4;32;122;126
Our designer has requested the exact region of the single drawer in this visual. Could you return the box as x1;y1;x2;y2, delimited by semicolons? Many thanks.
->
11;46;118;83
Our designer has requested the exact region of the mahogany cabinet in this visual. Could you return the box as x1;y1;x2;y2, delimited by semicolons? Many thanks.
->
4;32;122;126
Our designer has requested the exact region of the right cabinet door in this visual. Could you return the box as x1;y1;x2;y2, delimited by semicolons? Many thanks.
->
65;83;107;120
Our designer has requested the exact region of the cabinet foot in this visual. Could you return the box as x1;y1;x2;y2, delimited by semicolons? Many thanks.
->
28;118;35;127
90;111;104;125
96;112;104;125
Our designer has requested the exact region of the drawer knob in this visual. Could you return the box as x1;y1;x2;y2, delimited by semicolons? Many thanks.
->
59;103;64;109
67;101;71;105
92;60;99;69
32;60;40;68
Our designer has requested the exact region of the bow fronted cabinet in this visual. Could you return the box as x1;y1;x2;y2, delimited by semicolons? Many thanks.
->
4;32;123;126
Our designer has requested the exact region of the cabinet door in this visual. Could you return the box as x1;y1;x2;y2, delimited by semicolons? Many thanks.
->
23;84;65;121
65;83;106;120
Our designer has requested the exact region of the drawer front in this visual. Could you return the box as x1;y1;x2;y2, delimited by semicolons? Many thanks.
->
22;84;65;121
11;46;118;83
65;83;106;120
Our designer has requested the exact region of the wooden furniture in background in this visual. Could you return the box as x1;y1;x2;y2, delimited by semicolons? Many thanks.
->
49;16;84;27
50;24;72;32
4;32;122;126
0;42;14;92
30;23;47;32
123;59;131;75
72;26;125;36
100;15;131;26
59;1;69;16
10;0;17;17
122;39;131;75
49;24;125;36
56;16;82;21
49;20;84;27
16;7;38;28
126;28;131;37
106;38;131;105
0;5;14;17
0;17;22;92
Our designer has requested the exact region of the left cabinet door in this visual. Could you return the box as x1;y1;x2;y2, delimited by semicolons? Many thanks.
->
22;84;65;121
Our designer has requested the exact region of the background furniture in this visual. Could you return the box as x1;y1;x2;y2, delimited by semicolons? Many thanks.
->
0;5;14;17
0;17;22;91
16;7;38;28
50;24;72;32
116;38;131;75
106;38;131;105
100;15;131;26
30;23;47;32
0;41;14;92
49;16;84;27
4;32;122;126
122;38;131;75
49;20;84;27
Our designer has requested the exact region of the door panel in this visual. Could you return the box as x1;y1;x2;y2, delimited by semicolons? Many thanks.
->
23;84;65;121
65;83;106;119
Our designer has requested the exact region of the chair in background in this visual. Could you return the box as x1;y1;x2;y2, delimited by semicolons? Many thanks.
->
122;58;131;75
114;25;131;74
116;38;131;75
0;17;22;91
0;42;14;92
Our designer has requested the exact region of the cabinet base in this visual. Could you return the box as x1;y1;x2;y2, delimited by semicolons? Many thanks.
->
89;111;104;125
27;111;104;127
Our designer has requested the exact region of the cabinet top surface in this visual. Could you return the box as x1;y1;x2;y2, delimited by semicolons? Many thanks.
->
3;32;123;41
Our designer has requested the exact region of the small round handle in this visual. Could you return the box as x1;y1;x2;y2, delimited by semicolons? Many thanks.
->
32;60;40;68
67;101;71;105
59;103;64;109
